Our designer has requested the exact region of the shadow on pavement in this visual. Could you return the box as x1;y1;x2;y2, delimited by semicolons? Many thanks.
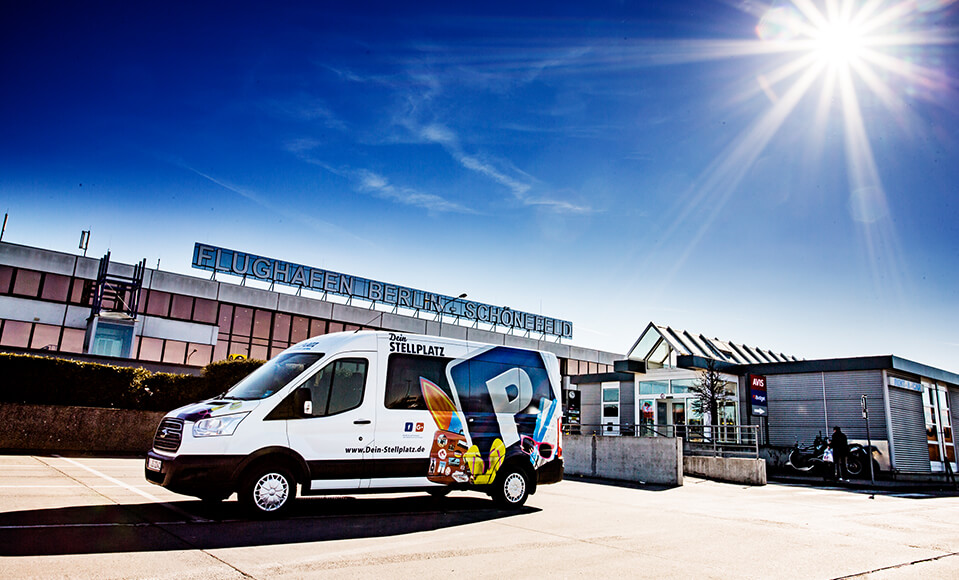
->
0;494;536;556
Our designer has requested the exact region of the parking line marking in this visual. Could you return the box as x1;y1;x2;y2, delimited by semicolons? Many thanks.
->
50;456;209;523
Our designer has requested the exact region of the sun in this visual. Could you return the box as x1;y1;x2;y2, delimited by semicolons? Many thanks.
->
812;18;865;67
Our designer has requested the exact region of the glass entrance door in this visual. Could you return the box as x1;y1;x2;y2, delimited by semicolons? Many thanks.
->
924;382;957;473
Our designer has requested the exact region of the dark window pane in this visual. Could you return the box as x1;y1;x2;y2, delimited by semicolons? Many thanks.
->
273;313;291;343
0;265;13;294
252;310;272;339
291;316;310;342
138;337;163;361
30;324;61;350
385;354;454;410
233;306;253;336
1;320;31;347
12;269;41;297
193;298;217;324
146;291;171;317
162;340;187;364
170;295;194;320
60;328;85;353
40;274;70;302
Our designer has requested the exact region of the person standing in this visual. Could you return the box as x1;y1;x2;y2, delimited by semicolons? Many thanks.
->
832;426;849;481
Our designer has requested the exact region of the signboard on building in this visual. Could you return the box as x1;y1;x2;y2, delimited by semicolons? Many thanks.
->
750;374;767;416
888;376;922;392
191;242;573;338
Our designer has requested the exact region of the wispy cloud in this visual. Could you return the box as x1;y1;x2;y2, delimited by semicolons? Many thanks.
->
283;140;475;215
177;163;365;243
261;94;348;131
414;121;593;214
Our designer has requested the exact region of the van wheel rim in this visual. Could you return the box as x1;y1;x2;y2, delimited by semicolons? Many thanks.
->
503;472;525;503
253;473;289;511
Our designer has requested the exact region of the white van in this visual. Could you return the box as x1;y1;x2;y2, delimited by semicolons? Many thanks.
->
145;331;563;515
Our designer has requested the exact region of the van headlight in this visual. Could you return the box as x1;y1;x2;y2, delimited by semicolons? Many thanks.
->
193;413;248;438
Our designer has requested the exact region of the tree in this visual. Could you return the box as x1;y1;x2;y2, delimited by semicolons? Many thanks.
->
689;359;730;427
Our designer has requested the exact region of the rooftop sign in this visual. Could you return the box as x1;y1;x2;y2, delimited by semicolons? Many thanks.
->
192;242;573;339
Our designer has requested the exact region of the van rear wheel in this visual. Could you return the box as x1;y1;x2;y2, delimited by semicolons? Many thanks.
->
241;465;295;517
492;466;530;508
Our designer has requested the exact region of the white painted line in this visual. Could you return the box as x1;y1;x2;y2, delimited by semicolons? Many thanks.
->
52;456;209;523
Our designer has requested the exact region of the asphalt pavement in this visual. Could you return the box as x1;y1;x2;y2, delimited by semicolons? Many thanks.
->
2;454;959;579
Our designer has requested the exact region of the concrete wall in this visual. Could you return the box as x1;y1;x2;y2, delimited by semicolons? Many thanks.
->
683;456;767;486
564;434;683;486
0;403;164;455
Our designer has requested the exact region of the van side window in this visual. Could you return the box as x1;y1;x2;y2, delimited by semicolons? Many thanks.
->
385;354;454;410
301;358;368;417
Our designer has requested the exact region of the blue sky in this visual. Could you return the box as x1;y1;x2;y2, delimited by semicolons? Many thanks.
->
2;1;957;370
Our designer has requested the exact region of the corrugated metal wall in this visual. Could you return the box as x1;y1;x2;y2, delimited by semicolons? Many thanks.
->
767;371;886;447
888;386;929;472
619;381;635;429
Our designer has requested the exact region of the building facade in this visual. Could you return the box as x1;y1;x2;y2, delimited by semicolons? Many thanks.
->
0;241;617;380
573;322;959;478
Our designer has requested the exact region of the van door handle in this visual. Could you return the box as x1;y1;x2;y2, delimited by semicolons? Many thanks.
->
354;419;372;425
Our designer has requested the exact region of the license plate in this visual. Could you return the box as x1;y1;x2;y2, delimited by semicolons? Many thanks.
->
147;458;162;472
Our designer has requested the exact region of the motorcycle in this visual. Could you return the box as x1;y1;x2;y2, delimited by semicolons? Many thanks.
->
787;432;830;473
843;443;881;477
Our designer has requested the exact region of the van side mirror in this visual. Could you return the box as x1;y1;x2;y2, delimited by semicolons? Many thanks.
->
293;387;312;417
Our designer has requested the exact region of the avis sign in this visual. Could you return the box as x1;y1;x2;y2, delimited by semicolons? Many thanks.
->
750;374;768;417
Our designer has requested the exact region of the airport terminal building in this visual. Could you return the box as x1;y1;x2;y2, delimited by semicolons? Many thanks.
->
573;323;959;478
0;241;616;379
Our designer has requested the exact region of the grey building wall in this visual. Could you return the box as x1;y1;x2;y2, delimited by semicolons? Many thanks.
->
766;370;886;447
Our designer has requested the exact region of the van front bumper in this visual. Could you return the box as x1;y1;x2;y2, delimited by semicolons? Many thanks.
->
145;451;244;499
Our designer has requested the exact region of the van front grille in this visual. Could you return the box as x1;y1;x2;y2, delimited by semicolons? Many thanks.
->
153;418;184;452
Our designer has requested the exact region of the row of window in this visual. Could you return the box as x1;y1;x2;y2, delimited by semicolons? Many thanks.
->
1;265;611;374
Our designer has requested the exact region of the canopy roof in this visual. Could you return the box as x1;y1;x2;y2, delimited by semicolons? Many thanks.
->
626;322;801;367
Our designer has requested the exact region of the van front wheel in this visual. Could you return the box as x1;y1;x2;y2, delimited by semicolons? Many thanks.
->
241;465;295;517
492;467;530;508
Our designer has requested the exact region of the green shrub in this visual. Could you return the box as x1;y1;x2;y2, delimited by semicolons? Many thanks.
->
0;353;265;411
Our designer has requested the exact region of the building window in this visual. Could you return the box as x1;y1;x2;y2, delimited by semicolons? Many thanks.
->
12;269;41;297
311;319;328;337
252;309;272;339
138;337;163;362
291;316;310;342
187;343;213;366
70;279;93;305
193;298;217;324
232;306;253;336
40;273;71;302
60;328;85;353
0;320;31;347
146;291;171;317
29;324;61;350
0;265;13;294
218;304;234;333
162;340;187;364
170;295;194;320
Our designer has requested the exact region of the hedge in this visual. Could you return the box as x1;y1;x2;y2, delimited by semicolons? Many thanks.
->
0;353;264;412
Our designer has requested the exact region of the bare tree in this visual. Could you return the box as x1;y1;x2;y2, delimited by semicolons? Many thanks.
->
690;359;730;426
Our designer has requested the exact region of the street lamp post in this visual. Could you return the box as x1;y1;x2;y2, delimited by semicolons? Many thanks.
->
437;293;467;335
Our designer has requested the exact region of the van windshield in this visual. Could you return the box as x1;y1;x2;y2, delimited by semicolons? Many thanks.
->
223;352;324;400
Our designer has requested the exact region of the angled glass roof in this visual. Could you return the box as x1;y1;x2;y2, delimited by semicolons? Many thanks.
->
625;322;802;367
